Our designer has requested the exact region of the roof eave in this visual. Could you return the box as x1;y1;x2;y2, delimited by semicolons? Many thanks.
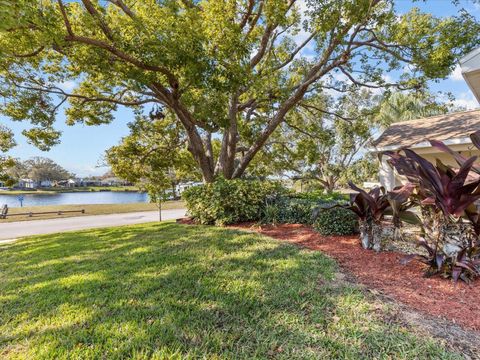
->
369;136;472;153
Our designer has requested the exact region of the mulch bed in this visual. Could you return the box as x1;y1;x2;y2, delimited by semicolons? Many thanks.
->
230;222;480;332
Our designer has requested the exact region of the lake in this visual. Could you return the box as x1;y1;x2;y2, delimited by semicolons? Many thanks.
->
0;191;149;207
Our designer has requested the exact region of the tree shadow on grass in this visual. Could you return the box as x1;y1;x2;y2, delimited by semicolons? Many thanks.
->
0;223;456;359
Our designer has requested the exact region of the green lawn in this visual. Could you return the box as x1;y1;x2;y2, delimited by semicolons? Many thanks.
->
1;202;184;223
0;223;457;359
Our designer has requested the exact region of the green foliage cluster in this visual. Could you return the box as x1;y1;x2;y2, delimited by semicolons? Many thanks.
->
291;190;347;202
182;178;285;225
313;207;358;236
0;124;16;185
1;1;479;182
261;191;355;236
262;197;318;225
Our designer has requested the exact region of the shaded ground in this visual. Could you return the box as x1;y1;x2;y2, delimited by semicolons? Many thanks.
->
232;223;480;332
0;223;458;359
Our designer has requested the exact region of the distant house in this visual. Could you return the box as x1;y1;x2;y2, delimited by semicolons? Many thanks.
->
17;179;37;189
81;179;102;187
16;179;54;189
175;181;203;195
56;178;81;188
372;110;480;190
101;177;130;186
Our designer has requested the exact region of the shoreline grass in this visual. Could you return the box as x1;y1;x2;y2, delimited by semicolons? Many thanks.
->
0;201;184;222
0;222;459;359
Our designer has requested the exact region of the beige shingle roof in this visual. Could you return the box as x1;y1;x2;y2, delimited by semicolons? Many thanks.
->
372;109;480;149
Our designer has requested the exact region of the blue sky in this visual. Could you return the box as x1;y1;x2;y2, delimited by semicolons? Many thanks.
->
2;0;480;177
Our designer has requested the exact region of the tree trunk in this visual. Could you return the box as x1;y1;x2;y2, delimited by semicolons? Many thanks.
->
359;219;370;249
216;94;239;179
169;101;215;183
440;221;472;258
371;221;382;252
392;216;403;242
232;82;311;179
158;200;162;222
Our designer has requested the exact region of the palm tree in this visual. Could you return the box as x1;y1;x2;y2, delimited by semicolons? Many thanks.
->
376;92;449;128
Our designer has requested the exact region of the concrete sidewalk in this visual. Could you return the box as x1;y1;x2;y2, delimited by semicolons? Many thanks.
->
0;209;186;242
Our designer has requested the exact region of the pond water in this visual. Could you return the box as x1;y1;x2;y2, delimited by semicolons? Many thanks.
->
0;191;149;207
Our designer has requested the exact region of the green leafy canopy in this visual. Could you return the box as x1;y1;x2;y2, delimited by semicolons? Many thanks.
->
1;0;478;182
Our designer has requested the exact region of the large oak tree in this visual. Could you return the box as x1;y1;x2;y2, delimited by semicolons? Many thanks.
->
0;0;478;182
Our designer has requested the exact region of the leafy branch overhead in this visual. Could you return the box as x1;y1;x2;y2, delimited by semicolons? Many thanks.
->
1;0;479;181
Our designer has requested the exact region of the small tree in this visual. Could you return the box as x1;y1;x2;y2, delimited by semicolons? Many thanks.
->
106;113;201;218
0;125;16;186
139;176;172;221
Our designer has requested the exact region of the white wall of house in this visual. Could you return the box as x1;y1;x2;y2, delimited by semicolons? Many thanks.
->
460;47;480;103
377;141;480;190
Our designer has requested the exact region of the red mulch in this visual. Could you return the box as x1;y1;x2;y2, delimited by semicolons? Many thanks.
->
232;222;480;331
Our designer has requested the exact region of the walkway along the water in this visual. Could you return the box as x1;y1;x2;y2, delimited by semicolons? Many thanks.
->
0;209;186;242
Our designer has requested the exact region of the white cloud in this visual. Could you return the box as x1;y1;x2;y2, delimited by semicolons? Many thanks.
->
57;80;77;92
291;0;315;53
67;163;109;177
449;64;464;82
452;91;479;110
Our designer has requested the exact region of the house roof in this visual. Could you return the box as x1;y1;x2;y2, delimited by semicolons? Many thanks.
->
372;109;480;150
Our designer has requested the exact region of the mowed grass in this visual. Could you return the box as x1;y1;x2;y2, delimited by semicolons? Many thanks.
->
1;201;184;223
0;223;457;359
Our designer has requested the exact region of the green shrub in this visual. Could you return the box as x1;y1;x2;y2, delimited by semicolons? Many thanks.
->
261;191;349;226
182;178;286;225
313;207;357;236
291;190;348;203
262;196;318;225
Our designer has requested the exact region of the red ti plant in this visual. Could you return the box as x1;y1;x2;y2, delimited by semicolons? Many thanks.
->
386;182;420;241
385;149;480;221
407;237;480;283
384;148;480;282
347;182;390;251
429;130;480;176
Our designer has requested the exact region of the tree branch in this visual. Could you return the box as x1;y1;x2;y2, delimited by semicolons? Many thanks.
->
239;0;255;29
273;32;316;71
108;0;136;20
81;0;115;42
12;47;45;58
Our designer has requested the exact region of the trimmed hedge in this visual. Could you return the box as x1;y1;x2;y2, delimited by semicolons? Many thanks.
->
313;207;357;236
261;191;350;229
182;178;286;225
262;196;318;225
291;190;348;203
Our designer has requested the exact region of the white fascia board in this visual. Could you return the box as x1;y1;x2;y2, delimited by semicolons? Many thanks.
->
368;136;472;153
462;71;480;103
460;48;480;103
460;47;480;67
